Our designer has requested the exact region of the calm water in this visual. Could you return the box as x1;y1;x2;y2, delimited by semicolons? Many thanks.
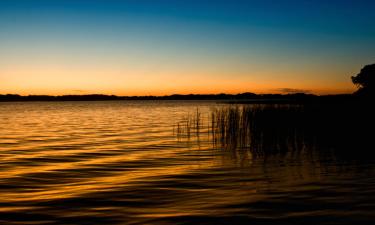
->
0;101;374;225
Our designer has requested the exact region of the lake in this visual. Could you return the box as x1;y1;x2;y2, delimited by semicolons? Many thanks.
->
1;101;374;225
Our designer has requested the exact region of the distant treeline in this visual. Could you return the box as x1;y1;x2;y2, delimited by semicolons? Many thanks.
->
0;93;354;102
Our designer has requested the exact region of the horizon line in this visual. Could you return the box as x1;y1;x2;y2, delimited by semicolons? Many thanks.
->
0;92;354;98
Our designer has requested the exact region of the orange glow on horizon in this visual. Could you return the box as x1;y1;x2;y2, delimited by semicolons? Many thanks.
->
0;61;356;96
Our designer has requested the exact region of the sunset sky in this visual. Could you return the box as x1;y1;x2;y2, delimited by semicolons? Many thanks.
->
1;0;374;95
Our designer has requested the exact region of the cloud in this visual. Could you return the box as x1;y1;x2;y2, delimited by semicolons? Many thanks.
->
276;88;312;94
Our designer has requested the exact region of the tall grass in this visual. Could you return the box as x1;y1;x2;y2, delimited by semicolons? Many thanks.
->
174;108;204;140
176;103;374;156
209;105;309;153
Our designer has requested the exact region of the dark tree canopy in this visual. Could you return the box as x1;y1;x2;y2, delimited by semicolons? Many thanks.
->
352;64;375;96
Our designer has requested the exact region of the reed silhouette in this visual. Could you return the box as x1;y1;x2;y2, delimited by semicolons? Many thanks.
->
177;102;373;158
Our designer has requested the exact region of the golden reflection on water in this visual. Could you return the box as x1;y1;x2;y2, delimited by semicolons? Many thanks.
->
0;101;375;224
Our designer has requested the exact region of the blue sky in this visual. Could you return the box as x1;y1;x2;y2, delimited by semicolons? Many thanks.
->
1;0;374;95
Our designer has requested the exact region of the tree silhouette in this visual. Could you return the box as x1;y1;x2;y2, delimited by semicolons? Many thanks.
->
352;64;375;96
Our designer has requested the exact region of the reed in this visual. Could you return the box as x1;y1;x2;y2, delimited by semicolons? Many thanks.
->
176;103;374;156
175;108;204;140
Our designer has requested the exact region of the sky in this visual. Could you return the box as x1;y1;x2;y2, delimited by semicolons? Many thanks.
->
1;0;374;95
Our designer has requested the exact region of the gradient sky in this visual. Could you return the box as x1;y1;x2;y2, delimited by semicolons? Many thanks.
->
1;0;374;95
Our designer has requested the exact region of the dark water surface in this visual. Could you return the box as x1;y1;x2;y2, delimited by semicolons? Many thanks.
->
1;101;374;225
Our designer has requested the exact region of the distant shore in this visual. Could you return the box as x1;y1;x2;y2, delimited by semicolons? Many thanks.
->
0;93;355;103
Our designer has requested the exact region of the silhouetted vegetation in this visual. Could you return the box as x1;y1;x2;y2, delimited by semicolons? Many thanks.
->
174;108;203;140
352;63;375;97
177;102;373;157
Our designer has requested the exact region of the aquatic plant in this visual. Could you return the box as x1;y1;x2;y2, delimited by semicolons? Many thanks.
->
176;103;374;156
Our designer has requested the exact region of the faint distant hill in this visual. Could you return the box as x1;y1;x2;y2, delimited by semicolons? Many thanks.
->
0;92;352;103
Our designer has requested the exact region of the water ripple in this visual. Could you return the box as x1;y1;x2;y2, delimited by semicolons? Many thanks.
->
0;101;374;225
